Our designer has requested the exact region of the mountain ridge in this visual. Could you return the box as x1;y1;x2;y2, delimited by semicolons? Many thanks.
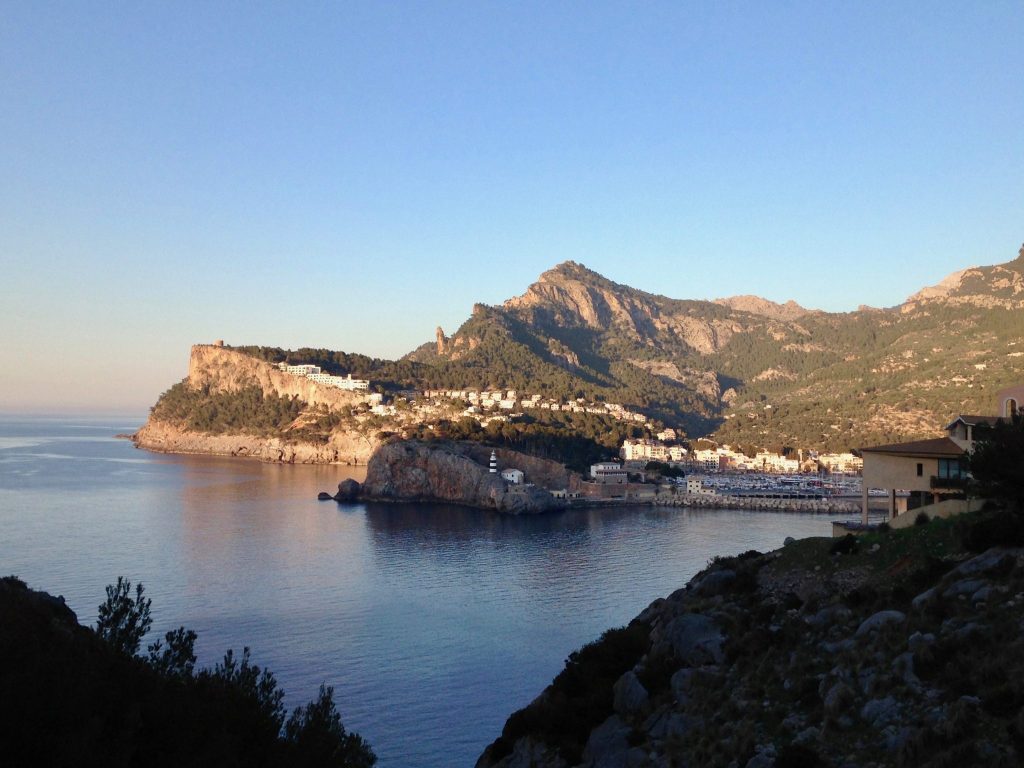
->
416;244;1024;451
143;243;1024;457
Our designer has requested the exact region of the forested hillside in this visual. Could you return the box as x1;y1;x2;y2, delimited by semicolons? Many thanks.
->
225;244;1024;454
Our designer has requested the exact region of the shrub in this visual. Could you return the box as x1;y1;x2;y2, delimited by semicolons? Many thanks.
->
95;576;152;655
915;512;931;526
830;534;859;555
956;508;1024;552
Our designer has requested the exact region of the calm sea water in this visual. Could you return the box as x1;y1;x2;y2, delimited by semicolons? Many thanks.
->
0;415;831;766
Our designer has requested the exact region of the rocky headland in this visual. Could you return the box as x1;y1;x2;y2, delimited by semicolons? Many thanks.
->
133;344;381;464
133;419;378;464
476;506;1024;767
355;440;571;514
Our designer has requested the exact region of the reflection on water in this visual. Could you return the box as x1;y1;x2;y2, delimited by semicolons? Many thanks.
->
0;416;832;767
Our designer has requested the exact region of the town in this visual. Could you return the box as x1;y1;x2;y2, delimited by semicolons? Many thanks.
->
276;363;864;481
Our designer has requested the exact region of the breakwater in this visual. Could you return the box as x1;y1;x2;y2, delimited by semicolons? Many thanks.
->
651;492;859;515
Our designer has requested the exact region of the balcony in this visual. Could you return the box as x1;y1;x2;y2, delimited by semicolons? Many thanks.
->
930;475;969;490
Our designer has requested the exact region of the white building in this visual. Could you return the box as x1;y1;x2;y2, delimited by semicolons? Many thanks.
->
686;478;716;495
621;439;669;462
277;363;321;376
590;461;628;484
501;468;524;485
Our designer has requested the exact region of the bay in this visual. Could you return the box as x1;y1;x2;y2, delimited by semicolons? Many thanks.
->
0;415;832;766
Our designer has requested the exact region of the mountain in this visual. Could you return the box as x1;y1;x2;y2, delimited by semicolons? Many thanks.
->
409;244;1024;452
144;244;1024;458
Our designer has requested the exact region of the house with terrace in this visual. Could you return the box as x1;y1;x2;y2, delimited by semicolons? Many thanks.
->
857;383;1023;525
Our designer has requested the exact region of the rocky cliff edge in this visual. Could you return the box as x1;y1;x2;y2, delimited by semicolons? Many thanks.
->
361;441;566;514
477;507;1024;767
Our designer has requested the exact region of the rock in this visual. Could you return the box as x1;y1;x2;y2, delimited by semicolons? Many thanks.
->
691;569;736;596
361;441;563;513
861;696;901;727
581;715;631;768
670;668;695;703
855;610;906;638
952;548;1020;578
784;536;796;546
477;735;568;768
907;631;936;654
794;726;821;745
334;478;361;501
317;491;334;501
892;652;920;688
655;614;724;665
806;604;852;629
972;585;993;603
823;682;856;720
612;671;649;716
911;587;937;610
943;577;988;598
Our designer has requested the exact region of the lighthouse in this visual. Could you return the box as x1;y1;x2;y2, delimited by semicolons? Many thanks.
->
489;450;497;473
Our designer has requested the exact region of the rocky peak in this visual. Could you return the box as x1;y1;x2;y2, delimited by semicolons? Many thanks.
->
713;295;812;321
904;253;1024;308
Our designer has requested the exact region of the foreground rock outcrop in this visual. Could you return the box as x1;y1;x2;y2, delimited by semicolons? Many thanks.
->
360;441;567;514
478;507;1024;767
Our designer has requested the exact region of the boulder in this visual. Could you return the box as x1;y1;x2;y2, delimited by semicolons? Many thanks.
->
655;613;724;665
690;569;736;597
855;610;906;638
317;492;334;501
334;478;361;502
612;670;649;716
581;715;631;768
861;696;901;727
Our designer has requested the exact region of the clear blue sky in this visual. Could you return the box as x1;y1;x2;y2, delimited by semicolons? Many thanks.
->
2;1;1022;412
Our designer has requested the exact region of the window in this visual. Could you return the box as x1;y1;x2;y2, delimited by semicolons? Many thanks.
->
916;463;923;477
937;459;968;480
1008;398;1019;418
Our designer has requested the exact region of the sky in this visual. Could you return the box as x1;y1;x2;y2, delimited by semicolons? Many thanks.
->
2;1;1023;412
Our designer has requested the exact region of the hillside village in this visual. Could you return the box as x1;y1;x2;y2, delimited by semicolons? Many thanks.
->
271;362;864;478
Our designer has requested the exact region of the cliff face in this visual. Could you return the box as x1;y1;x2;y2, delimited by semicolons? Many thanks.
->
133;420;378;464
502;261;754;354
134;344;380;464
187;344;367;411
361;441;564;514
477;511;1024;768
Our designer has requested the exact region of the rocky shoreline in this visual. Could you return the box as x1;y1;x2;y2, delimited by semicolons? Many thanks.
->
476;508;1024;767
132;418;379;465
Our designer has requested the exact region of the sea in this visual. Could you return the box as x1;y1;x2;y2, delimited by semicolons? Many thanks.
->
0;415;833;767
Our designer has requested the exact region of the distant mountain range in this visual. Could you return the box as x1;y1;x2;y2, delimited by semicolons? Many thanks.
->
215;245;1024;454
399;243;1024;451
